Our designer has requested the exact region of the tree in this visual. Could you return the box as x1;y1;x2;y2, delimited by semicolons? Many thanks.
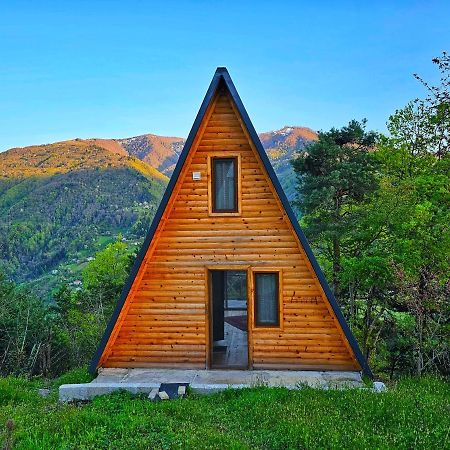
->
52;238;135;372
360;52;450;375
0;273;61;376
292;120;378;302
375;104;450;375
413;51;449;159
82;237;133;321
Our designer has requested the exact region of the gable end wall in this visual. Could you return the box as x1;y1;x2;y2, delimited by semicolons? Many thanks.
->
100;90;360;371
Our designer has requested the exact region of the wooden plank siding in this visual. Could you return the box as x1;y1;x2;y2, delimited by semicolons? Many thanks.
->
101;90;360;371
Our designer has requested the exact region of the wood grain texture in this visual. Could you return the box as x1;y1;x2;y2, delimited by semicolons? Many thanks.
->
101;90;360;371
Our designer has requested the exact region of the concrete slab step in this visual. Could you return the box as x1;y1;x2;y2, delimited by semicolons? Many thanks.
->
59;369;365;402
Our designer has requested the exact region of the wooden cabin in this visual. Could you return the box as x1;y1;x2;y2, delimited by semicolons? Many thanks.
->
90;68;371;377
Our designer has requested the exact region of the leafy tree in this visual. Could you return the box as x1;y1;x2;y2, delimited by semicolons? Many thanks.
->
82;237;133;320
374;86;450;375
53;285;104;369
344;53;449;375
413;51;449;158
0;273;61;376
49;238;135;373
291;54;450;377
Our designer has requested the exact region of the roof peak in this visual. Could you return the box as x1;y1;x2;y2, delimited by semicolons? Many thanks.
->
215;67;229;73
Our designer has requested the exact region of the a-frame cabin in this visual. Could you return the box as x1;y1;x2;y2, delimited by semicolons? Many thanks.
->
90;68;372;377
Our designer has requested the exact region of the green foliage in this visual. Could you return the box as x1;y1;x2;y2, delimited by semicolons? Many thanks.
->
0;273;61;377
52;367;94;387
368;60;450;376
292;119;379;299
82;239;132;296
53;239;134;371
292;54;450;378
0;377;448;449
0;165;165;288
0;237;133;377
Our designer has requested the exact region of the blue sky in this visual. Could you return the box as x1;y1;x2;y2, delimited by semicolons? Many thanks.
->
0;0;448;151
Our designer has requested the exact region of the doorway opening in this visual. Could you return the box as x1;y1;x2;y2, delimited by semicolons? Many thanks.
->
209;270;248;369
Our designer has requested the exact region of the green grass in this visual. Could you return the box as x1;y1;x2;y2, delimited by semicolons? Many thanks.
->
0;371;449;449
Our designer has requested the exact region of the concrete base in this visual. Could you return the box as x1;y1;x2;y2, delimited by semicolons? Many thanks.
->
59;368;364;402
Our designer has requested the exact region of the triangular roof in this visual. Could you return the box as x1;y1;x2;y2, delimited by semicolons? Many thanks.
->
90;67;372;377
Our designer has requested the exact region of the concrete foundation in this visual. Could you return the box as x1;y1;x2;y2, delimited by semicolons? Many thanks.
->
59;368;364;402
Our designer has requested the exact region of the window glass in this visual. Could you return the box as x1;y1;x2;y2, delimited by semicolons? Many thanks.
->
255;272;279;326
213;158;236;212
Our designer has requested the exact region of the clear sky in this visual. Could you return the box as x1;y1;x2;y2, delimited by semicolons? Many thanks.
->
0;0;448;151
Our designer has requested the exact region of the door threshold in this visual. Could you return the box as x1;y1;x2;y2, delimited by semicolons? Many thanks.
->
210;366;250;370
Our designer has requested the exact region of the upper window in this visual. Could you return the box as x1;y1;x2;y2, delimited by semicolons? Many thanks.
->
254;272;280;327
212;157;238;212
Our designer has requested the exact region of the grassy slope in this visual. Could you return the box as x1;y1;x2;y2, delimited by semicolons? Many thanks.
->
0;373;448;449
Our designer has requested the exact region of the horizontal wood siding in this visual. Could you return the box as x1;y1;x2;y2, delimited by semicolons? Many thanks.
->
103;91;359;371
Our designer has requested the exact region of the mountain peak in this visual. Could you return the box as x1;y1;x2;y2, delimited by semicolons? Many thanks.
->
264;126;318;141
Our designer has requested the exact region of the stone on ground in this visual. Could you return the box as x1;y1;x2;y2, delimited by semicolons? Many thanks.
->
373;381;387;393
38;388;50;397
148;388;159;401
158;390;170;400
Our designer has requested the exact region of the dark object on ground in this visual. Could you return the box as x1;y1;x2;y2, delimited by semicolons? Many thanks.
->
159;383;190;399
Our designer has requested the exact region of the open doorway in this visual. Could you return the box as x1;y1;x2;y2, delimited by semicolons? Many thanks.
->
209;270;248;369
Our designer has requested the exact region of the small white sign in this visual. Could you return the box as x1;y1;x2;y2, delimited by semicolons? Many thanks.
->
192;171;201;180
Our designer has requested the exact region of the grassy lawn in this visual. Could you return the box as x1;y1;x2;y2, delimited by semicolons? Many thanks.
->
0;370;449;449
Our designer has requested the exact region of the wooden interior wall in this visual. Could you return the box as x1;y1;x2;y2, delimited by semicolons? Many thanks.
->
101;89;360;371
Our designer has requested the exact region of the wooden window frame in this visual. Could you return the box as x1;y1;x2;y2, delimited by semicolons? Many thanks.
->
207;153;241;216
251;268;283;330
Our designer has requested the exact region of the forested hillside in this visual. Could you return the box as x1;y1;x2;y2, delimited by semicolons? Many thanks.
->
0;140;168;294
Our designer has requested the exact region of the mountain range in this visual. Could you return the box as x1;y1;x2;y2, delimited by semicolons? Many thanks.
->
0;126;317;294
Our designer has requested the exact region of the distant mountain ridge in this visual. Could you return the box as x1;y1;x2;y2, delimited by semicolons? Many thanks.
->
0;139;168;181
0;126;316;290
117;134;184;175
2;125;316;179
259;126;318;198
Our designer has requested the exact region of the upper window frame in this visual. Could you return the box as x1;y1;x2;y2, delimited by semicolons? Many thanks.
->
207;153;241;216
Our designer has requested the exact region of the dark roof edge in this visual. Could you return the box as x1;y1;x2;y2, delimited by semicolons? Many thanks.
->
220;69;373;378
90;67;373;378
89;70;223;374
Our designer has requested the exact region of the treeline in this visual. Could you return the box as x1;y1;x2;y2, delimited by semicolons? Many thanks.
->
0;240;132;377
292;52;449;377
